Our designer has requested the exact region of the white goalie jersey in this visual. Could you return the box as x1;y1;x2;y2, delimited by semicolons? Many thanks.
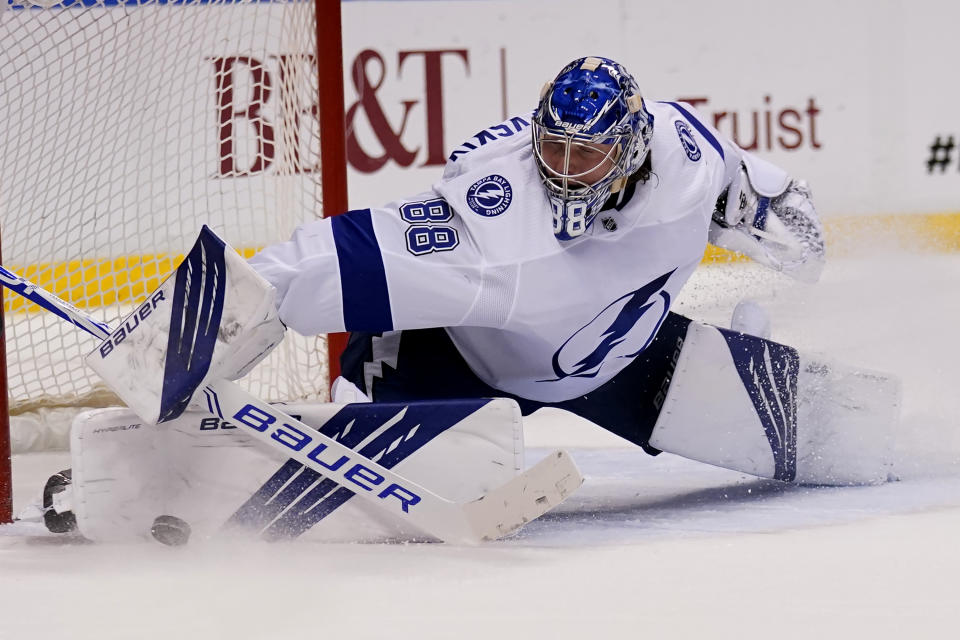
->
250;101;819;403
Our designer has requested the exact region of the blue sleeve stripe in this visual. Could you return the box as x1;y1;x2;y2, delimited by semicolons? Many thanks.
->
663;101;725;161
331;209;394;332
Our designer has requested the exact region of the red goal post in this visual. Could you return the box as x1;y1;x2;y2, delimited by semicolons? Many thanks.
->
0;0;349;522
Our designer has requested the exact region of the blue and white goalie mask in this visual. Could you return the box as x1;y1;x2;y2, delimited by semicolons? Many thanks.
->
532;56;653;241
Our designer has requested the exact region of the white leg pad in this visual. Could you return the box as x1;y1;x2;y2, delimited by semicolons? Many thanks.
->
69;398;523;542
649;321;901;485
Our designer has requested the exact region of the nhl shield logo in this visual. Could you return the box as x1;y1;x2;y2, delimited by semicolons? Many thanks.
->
674;120;701;162
466;174;513;217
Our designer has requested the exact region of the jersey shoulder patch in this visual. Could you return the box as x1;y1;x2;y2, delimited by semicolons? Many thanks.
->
658;101;725;161
673;119;702;162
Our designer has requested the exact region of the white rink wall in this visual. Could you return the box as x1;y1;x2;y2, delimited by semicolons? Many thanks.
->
342;0;960;218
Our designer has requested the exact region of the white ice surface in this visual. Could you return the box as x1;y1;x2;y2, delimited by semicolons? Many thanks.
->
2;250;960;639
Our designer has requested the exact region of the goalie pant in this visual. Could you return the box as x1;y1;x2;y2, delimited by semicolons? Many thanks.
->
343;313;901;485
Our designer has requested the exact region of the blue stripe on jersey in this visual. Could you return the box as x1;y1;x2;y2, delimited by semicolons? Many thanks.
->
663;102;725;161
331;209;394;331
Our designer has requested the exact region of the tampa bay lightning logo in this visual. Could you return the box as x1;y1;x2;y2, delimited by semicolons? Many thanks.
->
466;174;513;217
674;120;701;162
546;270;676;381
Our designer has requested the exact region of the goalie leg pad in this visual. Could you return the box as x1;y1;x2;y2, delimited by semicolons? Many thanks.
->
68;398;523;543
648;321;901;485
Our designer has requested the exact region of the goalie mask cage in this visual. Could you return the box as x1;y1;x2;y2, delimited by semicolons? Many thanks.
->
0;0;349;521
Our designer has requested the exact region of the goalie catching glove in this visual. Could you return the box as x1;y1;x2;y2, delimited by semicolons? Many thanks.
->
710;152;825;283
86;227;285;424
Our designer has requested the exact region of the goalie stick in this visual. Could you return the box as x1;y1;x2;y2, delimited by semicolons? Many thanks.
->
0;262;583;543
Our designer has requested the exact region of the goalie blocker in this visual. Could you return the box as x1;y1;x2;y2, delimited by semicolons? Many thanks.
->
86;225;286;425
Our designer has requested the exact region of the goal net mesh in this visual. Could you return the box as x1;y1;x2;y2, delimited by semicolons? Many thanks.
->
0;0;332;450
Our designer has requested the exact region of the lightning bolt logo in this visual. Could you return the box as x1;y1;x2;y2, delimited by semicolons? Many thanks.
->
466;174;513;217
547;269;676;381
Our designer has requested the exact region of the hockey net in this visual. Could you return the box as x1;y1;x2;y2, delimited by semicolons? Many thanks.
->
0;0;347;512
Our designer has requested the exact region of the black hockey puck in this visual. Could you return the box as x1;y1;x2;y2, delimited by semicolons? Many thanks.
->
151;515;191;546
